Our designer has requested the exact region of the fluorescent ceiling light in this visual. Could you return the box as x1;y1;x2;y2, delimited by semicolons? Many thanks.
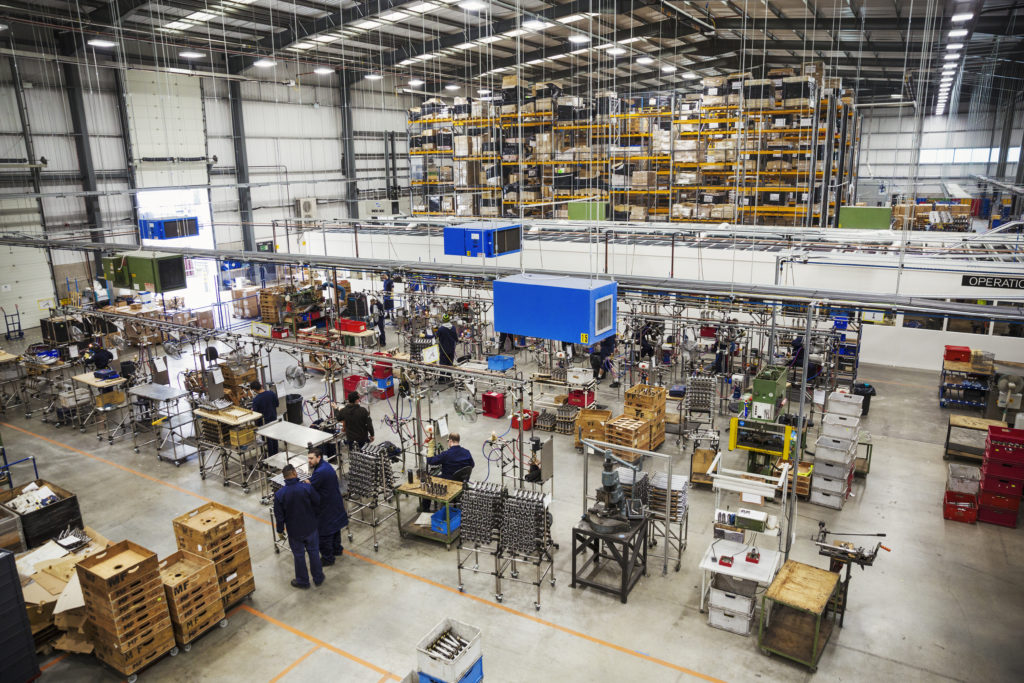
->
294;42;316;49
87;39;117;47
477;88;490;94
0;23;8;31
662;65;677;73
413;54;435;61
381;11;408;21
559;14;585;23
618;37;643;44
636;56;654;65
523;19;552;30
527;58;546;65
478;35;502;44
568;34;590;43
399;59;416;66
355;20;381;29
313;35;337;43
569;48;589;55
365;73;384;80
890;94;902;99
179;51;204;59
942;64;956;70
163;21;192;30
407;2;438;12
951;13;973;22
454;42;476;49
167;67;192;74
253;58;275;68
186;11;216;21
949;29;968;37
314;67;334;75
445;83;460;90
409;78;425;86
946;43;963;50
504;29;528;37
459;0;486;10
683;72;700;79
944;53;960;60
606;47;627;55
547;53;567;60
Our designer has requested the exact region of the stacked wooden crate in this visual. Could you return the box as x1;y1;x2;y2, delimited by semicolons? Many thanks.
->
574;408;613;448
173;502;255;610
623;384;667;450
76;541;175;678
158;550;226;648
259;286;287;323
978;426;1024;528
218;362;257;406
604;416;653;463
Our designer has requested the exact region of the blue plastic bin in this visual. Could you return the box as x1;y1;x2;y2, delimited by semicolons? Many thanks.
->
419;657;483;683
487;355;514;371
430;507;461;534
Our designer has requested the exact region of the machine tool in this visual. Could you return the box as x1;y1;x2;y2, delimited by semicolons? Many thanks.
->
812;521;890;626
584;449;647;534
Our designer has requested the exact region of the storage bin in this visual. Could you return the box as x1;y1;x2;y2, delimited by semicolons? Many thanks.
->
0;479;83;549
811;472;850;494
982;458;1024;482
979;491;1021;512
809;488;846;510
814;435;854;464
0;506;26;553
708;603;755;635
944;345;971;362
978;506;1018;528
947;463;981;495
430;508;461;535
826;392;863;417
822;414;860;441
709;574;757;614
813;458;852;480
416;618;482;683
979;471;1023;497
943;491;977;524
487;355;514;372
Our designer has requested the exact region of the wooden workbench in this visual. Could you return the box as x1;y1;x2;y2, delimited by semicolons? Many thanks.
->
943;359;994;375
394;475;463;550
759;560;840;671
71;372;127;389
193;405;261;426
944;414;1007;461
396;476;463;504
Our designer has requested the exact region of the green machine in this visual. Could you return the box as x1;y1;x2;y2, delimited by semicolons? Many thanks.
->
101;255;131;288
752;365;788;406
124;252;188;293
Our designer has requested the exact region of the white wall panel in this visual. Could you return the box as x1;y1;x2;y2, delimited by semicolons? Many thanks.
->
23;87;72;135
82;90;122;136
0;243;55;328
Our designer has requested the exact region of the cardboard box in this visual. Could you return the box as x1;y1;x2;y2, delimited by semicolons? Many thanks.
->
501;75;519;88
631;171;657;188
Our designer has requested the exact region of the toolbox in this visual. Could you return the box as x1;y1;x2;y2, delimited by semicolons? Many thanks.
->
944;345;971;362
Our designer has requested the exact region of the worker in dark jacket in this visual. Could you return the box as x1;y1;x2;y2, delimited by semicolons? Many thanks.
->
273;464;324;589
426;433;475;480
87;343;114;370
335;391;374;450
250;381;279;455
382;273;394;320
435;314;458;366
307;448;348;565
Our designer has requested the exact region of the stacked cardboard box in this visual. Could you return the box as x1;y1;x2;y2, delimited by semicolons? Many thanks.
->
574;408;613;448
173;502;254;610
218;362;257;406
158;550;226;647
77;541;175;678
230;286;260;319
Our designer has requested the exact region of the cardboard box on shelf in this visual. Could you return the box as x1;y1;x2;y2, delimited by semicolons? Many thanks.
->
631;171;657;188
501;75;519;88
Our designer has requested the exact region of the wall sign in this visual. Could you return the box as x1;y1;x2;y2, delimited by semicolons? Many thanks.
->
961;275;1024;289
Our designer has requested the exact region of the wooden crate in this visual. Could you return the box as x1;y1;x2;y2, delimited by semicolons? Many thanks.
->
172;502;246;553
159;550;225;646
91;624;175;677
604;415;652;463
76;540;159;597
624;404;665;422
228;427;255;447
624;384;668;410
574;408;613;448
220;572;256;610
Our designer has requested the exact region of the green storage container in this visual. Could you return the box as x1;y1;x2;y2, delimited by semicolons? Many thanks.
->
752;365;788;404
125;252;188;293
837;206;892;230
567;201;607;221
101;255;131;288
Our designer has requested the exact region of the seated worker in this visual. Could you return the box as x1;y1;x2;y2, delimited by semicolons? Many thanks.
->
426;432;474;480
334;390;375;450
87;342;114;370
250;381;279;456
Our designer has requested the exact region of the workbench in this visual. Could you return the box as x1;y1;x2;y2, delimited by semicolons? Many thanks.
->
939;360;993;410
759;560;840;671
698;539;782;613
71;371;130;443
257;420;334;453
570;516;649;604
943;414;1007;461
0;351;26;416
394;475;462;550
21;359;73;421
128;383;192;465
193;405;263;493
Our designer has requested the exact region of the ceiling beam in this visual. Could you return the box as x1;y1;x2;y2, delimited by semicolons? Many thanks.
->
712;15;1021;36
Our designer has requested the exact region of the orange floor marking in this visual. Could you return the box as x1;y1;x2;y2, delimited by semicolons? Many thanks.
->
268;645;320;683
39;653;67;672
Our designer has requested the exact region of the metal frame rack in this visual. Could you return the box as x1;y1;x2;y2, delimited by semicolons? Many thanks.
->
128;383;193;465
193;406;264;493
345;442;399;552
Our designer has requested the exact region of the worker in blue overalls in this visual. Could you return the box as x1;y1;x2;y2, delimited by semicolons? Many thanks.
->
382;272;395;320
307;448;348;566
250;381;279;455
273;464;324;589
435;314;458;366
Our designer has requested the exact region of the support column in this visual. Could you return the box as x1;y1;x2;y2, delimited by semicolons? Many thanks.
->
113;70;140;235
995;95;1019;178
338;70;359;219
61;58;104;273
228;80;256;252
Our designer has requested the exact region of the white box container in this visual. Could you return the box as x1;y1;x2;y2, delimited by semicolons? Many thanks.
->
809;488;846;510
947;463;981;495
814;458;853;480
827;392;863;417
815;435;854;464
708;603;755;635
822;414;860;441
710;574;757;615
566;368;592;386
811;472;849;494
416;619;482;683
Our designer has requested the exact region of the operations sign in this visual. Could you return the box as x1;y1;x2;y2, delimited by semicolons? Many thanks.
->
961;275;1024;290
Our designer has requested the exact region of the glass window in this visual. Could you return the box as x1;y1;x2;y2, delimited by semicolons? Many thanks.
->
993;302;1024;338
947;298;992;334
953;148;972;164
595;295;613;335
935;148;954;164
919;149;938;164
902;313;943;330
970;148;990;163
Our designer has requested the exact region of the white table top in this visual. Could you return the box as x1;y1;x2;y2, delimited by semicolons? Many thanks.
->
129;383;188;401
72;372;127;388
698;539;781;585
257;420;333;449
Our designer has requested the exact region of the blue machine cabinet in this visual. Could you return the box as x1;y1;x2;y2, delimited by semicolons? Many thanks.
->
493;273;617;344
443;222;522;257
139;217;199;240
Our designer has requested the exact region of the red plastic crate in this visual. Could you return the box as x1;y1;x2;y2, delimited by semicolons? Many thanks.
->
481;391;506;419
511;409;539;431
271;328;290;339
980;472;1023;497
943;490;978;524
336;318;367;333
981;458;1024;482
978;505;1019;528
986;427;1024;463
343;374;364;397
979;491;1021;513
943;345;971;362
372;352;393;379
568;389;595;407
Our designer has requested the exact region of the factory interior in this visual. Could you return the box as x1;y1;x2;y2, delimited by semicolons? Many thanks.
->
1;1;1024;682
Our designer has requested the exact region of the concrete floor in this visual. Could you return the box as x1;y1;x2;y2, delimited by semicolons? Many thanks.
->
3;337;1023;683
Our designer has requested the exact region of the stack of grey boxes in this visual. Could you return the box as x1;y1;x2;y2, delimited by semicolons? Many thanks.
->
810;392;864;510
0;549;40;683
